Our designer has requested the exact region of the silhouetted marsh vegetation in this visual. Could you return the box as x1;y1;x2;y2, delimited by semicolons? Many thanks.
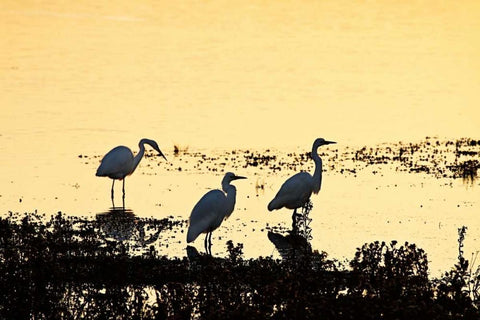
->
1;212;479;319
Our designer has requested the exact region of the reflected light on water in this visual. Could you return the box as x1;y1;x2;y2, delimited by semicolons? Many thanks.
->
0;0;479;277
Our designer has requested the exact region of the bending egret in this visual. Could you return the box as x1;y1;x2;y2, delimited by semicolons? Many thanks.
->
268;138;336;220
187;172;246;254
96;138;167;205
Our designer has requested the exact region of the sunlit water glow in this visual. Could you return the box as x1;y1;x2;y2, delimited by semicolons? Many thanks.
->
1;0;479;278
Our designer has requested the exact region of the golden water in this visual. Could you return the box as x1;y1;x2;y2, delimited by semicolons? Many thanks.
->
1;0;479;276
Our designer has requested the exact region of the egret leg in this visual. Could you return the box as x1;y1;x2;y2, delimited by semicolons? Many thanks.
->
204;232;209;255
203;232;208;254
122;179;126;206
208;232;213;255
111;179;115;199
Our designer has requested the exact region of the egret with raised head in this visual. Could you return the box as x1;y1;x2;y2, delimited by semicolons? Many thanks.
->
96;138;167;205
187;172;246;255
268;138;336;220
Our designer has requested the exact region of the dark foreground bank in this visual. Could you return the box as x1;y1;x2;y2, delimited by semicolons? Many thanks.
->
0;212;479;319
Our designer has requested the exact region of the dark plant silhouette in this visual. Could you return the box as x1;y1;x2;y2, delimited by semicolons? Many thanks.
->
434;227;480;319
1;212;479;319
348;240;434;318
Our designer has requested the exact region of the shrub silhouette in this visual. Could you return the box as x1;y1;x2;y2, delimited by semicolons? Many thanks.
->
348;240;436;318
1;213;479;319
349;240;431;298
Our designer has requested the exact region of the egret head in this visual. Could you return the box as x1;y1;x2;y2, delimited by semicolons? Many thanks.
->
314;138;336;148
142;138;167;161
222;172;247;184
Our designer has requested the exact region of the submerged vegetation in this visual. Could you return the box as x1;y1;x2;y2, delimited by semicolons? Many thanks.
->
80;137;480;184
1;212;479;319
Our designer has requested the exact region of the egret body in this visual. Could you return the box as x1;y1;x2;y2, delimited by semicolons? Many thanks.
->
268;138;336;216
187;172;246;254
96;138;167;205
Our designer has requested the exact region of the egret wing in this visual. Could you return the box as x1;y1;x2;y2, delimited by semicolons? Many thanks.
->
270;172;313;209
96;146;134;178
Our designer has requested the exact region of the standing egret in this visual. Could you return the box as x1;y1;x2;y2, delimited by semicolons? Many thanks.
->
96;138;167;206
268;138;336;221
187;172;246;255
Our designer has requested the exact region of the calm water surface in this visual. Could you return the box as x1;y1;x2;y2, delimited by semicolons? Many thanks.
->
1;0;479;276
1;141;479;277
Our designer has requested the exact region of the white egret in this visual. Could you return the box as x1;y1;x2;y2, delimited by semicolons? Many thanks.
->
187;172;246;254
96;138;167;205
268;138;336;220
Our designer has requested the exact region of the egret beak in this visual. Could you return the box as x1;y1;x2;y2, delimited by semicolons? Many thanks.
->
150;142;167;161
233;175;247;180
158;151;167;161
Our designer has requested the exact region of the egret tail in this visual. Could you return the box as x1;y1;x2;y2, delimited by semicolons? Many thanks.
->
268;199;282;211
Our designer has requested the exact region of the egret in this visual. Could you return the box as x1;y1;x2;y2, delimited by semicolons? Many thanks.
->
187;172;246;255
268;138;336;222
96;138;167;205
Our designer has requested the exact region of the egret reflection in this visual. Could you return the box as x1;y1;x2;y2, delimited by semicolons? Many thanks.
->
268;230;312;260
96;207;137;241
186;245;200;261
95;208;161;246
268;201;314;260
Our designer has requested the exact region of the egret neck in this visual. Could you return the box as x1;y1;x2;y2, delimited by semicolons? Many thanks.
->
131;140;148;174
222;177;237;219
311;140;323;194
